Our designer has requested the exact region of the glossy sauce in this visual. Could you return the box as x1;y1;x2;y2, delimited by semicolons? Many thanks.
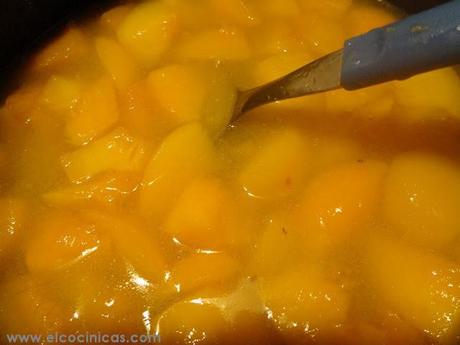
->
0;0;460;344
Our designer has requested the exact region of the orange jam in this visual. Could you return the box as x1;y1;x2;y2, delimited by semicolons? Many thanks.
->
0;0;460;344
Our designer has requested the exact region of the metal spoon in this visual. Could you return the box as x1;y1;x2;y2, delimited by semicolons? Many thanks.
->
233;1;460;119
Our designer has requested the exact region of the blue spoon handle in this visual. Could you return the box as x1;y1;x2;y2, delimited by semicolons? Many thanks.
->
341;1;460;90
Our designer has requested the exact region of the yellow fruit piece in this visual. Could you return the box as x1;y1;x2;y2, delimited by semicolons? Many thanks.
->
260;268;349;332
25;210;101;273
165;0;213;30
66;77;119;145
119;80;171;141
42;172;139;207
167;253;240;298
297;17;345;56
175;28;251;61
117;1;177;67
138;123;218;221
239;129;310;199
125;65;235;141
40;75;81;112
0;276;71;334
383;152;460;249
298;0;352;19
394;68;460;120
31;27;89;71
249;21;304;56
0;198;28;257
164;177;241;251
159;300;229;344
346;3;398;37
82;210;167;283
368;237;460;343
99;4;133;32
147;64;207;127
61;127;148;183
255;0;300;18
294;161;387;251
208;0;259;26
95;37;139;90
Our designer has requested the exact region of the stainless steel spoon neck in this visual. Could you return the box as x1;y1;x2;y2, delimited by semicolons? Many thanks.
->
233;50;343;120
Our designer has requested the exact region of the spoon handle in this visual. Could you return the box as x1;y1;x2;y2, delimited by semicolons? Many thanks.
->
341;0;460;90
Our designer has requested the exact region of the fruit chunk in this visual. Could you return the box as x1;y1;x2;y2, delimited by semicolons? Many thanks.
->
147;64;207;127
95;37;139;90
61;127;147;182
138;123;218;221
239;129;310;199
249;21;304;56
260;268;349;333
394;68;460;120
294;161;387;251
120;80;170;141
66;77;119;145
208;0;258;26
297;16;345;56
164;177;241;251
0;198;28;257
42;172;139;207
40;75;81;112
175;28;251;61
82;210;167;283
166;253;239;298
256;0;300;18
298;0;352;19
25;210;101;273
159;301;229;344
383;152;460;249
31;27;89;71
368;237;460;343
117;1;177;66
147;63;236;137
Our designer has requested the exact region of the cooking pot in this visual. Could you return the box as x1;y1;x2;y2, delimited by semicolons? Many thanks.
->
0;0;448;98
